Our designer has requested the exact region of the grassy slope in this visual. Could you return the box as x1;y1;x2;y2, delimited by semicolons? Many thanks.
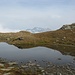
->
34;29;75;56
0;28;75;56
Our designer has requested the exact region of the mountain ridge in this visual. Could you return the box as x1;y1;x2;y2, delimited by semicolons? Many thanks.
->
26;27;51;33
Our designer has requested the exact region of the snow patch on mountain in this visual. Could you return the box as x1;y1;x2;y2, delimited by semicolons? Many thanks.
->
26;27;51;33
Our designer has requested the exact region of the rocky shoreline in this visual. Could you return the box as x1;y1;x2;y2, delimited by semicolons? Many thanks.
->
0;58;75;75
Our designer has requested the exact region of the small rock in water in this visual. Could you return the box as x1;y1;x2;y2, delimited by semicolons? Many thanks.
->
3;73;11;75
39;67;43;70
8;62;17;65
37;64;40;67
58;58;61;60
7;67;14;69
1;68;12;71
73;58;75;60
60;73;62;75
42;73;45;75
21;65;28;68
41;70;45;72
0;63;4;67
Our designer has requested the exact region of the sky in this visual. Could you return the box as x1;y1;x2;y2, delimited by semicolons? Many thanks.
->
0;0;75;32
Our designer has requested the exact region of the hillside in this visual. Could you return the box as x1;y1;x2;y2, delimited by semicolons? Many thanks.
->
0;23;75;56
34;28;75;56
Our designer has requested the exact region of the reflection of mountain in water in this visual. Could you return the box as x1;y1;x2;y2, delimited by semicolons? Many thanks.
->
49;44;75;56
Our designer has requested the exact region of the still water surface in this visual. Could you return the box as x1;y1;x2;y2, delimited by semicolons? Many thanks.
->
0;42;75;67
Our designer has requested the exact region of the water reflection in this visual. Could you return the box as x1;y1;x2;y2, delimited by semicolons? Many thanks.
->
0;42;75;67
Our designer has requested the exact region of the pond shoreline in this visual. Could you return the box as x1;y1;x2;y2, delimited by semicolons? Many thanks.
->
0;42;75;68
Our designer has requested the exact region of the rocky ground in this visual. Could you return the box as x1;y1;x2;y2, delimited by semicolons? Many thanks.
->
0;58;75;75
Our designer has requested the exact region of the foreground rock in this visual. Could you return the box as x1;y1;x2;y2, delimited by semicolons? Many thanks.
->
0;58;75;75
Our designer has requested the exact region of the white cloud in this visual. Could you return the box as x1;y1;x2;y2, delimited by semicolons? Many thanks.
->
51;15;61;18
0;7;62;29
0;24;20;33
0;0;75;30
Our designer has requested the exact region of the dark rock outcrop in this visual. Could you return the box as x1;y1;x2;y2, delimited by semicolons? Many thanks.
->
60;23;75;30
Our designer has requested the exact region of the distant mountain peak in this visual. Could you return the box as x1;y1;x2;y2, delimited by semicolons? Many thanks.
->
26;27;51;33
